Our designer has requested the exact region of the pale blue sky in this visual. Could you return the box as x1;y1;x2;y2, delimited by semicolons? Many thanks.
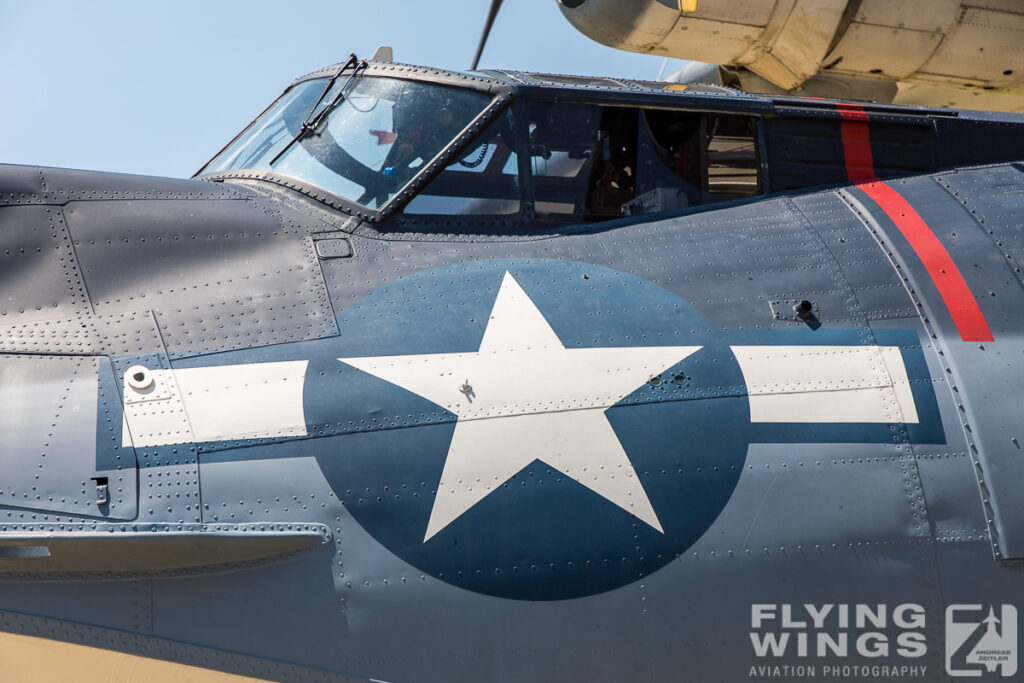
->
0;0;685;178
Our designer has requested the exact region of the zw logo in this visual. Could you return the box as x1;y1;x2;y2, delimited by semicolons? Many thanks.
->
946;605;1018;677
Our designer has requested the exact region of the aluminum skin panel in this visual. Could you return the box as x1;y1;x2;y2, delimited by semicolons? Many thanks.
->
847;171;1024;558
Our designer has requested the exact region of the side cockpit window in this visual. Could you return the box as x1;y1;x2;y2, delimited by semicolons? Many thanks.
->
403;109;520;216
527;102;636;220
638;111;760;208
705;116;760;199
524;99;761;222
399;98;761;224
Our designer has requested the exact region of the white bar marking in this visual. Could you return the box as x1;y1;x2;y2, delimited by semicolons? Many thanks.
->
122;361;308;447
731;345;919;423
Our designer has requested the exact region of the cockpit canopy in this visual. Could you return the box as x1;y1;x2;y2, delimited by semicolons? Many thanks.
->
200;57;1024;228
198;66;764;225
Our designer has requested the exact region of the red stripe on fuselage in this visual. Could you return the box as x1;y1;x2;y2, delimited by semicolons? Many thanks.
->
837;103;875;181
835;103;994;342
856;181;994;342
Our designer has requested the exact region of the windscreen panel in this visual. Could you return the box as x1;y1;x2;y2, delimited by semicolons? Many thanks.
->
201;76;491;210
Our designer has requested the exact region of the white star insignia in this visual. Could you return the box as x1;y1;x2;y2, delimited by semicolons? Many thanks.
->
340;272;701;541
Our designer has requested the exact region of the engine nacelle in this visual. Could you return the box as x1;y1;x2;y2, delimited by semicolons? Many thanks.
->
559;0;1024;111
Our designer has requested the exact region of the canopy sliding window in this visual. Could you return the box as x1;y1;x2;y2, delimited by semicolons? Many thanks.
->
404;99;761;223
525;99;760;221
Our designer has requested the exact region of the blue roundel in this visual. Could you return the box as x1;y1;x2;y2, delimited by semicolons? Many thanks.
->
303;259;750;600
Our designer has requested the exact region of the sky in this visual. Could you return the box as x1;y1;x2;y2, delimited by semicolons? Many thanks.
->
0;0;687;178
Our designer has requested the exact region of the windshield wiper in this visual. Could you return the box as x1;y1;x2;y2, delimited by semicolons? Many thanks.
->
270;53;367;166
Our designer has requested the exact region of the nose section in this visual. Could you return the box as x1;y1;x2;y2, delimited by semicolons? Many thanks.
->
0;162;238;207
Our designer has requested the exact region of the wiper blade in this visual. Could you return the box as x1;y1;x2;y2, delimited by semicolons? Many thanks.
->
270;53;367;166
306;58;368;132
300;53;358;130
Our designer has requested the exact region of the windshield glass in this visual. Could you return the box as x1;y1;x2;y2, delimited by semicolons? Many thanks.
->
200;76;492;209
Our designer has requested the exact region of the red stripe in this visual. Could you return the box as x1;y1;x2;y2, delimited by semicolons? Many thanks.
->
857;181;994;342
835;102;993;341
837;103;875;181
